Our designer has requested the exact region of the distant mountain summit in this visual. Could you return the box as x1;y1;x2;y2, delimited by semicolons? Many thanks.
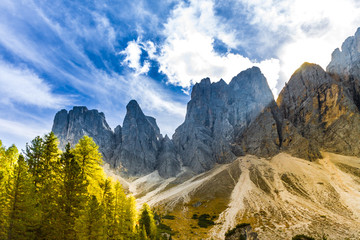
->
52;101;179;177
173;66;274;173
52;28;360;179
327;27;360;110
52;67;274;177
52;106;115;161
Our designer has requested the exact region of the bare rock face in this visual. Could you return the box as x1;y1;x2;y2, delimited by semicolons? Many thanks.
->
236;61;360;160
277;63;360;157
52;106;115;162
157;135;181;178
225;223;259;240
173;67;274;173
112;100;165;176
236;101;321;160
52;101;181;177
327;27;360;110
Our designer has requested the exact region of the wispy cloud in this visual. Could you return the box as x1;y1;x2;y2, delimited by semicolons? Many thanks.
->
0;117;51;150
0;60;69;108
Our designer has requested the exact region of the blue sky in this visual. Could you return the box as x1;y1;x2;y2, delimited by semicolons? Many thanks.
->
1;0;360;150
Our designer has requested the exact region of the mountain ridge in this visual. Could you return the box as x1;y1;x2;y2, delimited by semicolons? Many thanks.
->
51;28;360;239
53;66;275;177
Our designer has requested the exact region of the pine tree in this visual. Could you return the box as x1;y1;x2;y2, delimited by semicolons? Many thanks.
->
139;225;148;240
77;195;104;240
113;181;127;238
139;203;157;240
101;178;115;240
0;142;18;239
25;136;44;191
58;143;87;239
125;195;138;238
72;136;104;198
31;133;62;240
1;136;155;240
6;155;37;240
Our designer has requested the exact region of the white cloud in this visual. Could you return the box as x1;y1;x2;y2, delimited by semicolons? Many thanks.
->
152;0;281;96
120;40;151;75
240;0;360;89
0;61;69;108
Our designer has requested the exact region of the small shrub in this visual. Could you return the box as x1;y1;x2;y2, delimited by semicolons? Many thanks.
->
225;223;251;237
292;234;315;240
197;214;215;228
158;223;172;234
163;214;175;220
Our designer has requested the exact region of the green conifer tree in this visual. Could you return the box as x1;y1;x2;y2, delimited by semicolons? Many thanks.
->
139;203;157;240
7;155;37;240
25;136;44;191
77;195;104;240
72;136;104;198
101;178;116;240
58;143;87;239
0;142;18;239
139;225;148;240
27;133;62;239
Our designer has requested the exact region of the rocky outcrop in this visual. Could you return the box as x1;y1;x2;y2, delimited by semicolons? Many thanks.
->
327;27;360;110
52;106;115;162
236;60;360;159
236;100;321;160
173;67;274;173
279;62;360;156
113;100;162;176
157;135;181;178
225;223;259;240
52;102;181;177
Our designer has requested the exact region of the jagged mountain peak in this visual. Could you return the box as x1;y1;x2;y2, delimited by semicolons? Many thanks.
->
71;106;88;113
327;27;360;75
286;62;333;87
125;99;144;117
277;63;334;108
52;105;115;162
173;66;275;173
230;66;264;85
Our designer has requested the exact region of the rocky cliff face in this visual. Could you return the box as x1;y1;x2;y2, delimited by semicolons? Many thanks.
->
327;27;360;110
52;102;180;177
112;100;180;176
52;67;274;177
114;100;161;175
52;106;115;161
236;59;360;159
173;67;274;173
235;99;321;161
278;63;360;156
